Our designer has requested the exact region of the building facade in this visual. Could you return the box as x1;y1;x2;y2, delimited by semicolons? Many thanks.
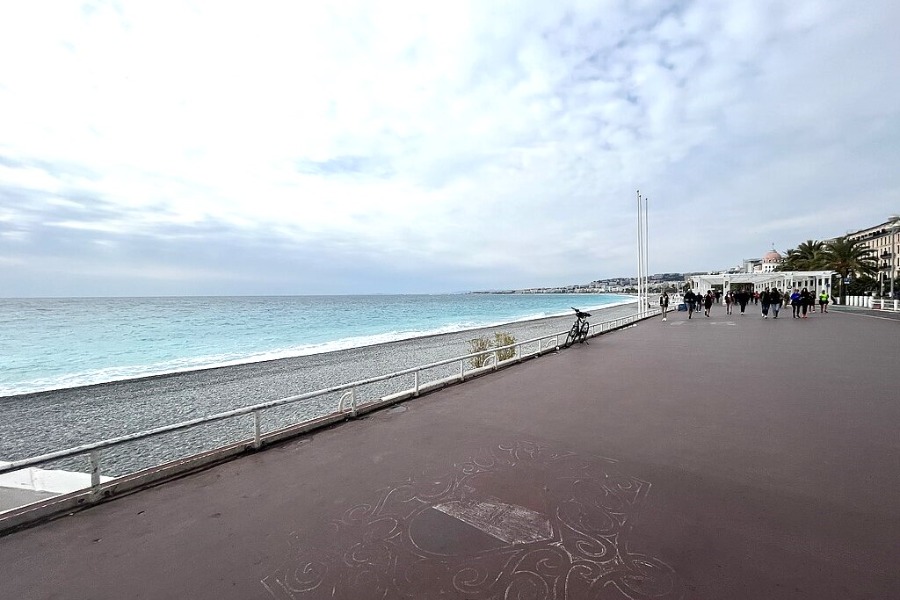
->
846;217;900;296
758;250;783;273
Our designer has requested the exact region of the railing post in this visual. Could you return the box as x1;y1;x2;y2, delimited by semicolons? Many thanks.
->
89;450;102;502
338;389;357;416
493;349;500;370
414;371;420;396
459;359;465;381
253;411;262;449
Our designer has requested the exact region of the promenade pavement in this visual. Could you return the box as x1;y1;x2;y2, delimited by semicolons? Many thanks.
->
1;304;898;600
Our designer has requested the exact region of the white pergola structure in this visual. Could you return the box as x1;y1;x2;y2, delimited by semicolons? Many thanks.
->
686;271;836;297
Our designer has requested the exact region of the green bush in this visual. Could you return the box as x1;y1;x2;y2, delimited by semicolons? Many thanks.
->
467;332;517;368
494;332;517;361
467;336;492;368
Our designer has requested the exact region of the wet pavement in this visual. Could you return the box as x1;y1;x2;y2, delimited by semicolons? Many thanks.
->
1;305;898;599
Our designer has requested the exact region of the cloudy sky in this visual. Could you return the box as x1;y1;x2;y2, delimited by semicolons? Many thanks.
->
1;1;898;297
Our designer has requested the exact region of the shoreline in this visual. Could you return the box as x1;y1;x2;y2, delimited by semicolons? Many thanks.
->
1;298;636;401
0;302;638;471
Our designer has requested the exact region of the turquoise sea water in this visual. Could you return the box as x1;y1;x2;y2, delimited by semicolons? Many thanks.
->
0;294;633;397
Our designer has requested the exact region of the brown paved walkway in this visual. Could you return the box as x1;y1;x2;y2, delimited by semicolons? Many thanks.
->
1;306;898;599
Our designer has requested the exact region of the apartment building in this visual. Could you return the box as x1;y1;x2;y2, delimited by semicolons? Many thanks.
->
846;217;900;293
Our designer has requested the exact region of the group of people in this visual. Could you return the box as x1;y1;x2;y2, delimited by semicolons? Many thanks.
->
659;288;830;320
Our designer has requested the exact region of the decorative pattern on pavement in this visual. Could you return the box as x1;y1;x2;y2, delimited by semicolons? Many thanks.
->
262;440;681;599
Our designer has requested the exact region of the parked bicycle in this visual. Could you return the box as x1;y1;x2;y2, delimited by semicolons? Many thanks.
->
564;307;591;348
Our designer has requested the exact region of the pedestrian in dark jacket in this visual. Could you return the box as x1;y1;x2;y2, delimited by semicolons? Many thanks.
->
736;290;750;315
684;290;697;319
703;291;713;317
800;288;811;318
770;289;783;318
760;288;771;318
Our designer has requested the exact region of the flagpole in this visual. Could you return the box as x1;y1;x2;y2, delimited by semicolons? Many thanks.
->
644;195;649;314
637;190;643;315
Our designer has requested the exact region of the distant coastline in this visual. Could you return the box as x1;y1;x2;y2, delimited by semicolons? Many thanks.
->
472;273;688;295
470;289;626;294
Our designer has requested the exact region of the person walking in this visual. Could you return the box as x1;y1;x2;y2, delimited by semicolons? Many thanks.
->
800;288;811;318
660;292;669;321
790;289;801;318
736;289;750;315
770;289;783;318
684;289;696;319
703;291;714;317
819;290;830;313
760;288;771;318
725;291;734;315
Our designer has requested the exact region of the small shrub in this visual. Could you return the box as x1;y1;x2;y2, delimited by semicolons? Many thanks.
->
467;336;492;368
467;332;517;368
494;332;517;361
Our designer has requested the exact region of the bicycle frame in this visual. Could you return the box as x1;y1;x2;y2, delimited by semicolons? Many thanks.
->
564;308;591;347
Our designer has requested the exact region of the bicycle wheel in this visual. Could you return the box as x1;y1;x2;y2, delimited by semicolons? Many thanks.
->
564;324;579;348
579;321;590;343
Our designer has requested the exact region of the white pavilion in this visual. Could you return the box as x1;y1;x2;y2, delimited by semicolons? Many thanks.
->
686;271;836;298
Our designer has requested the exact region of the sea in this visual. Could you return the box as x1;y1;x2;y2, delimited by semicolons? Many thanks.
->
0;293;633;398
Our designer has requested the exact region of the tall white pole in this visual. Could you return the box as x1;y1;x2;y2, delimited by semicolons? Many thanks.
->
644;196;649;313
636;190;643;315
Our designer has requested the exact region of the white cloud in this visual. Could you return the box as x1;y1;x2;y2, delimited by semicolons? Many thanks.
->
1;0;899;295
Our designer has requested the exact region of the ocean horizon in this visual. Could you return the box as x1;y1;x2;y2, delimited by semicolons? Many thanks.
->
0;293;635;398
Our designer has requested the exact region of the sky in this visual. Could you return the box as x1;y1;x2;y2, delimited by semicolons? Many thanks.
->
1;1;898;297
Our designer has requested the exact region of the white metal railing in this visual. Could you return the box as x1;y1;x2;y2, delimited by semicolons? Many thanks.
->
841;296;900;311
870;298;899;311
0;309;658;503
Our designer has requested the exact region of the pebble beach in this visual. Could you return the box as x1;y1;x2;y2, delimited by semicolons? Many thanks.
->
1;302;638;475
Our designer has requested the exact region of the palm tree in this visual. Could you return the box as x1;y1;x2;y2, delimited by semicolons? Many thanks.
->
780;239;827;271
822;236;877;301
778;248;796;271
798;239;827;269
